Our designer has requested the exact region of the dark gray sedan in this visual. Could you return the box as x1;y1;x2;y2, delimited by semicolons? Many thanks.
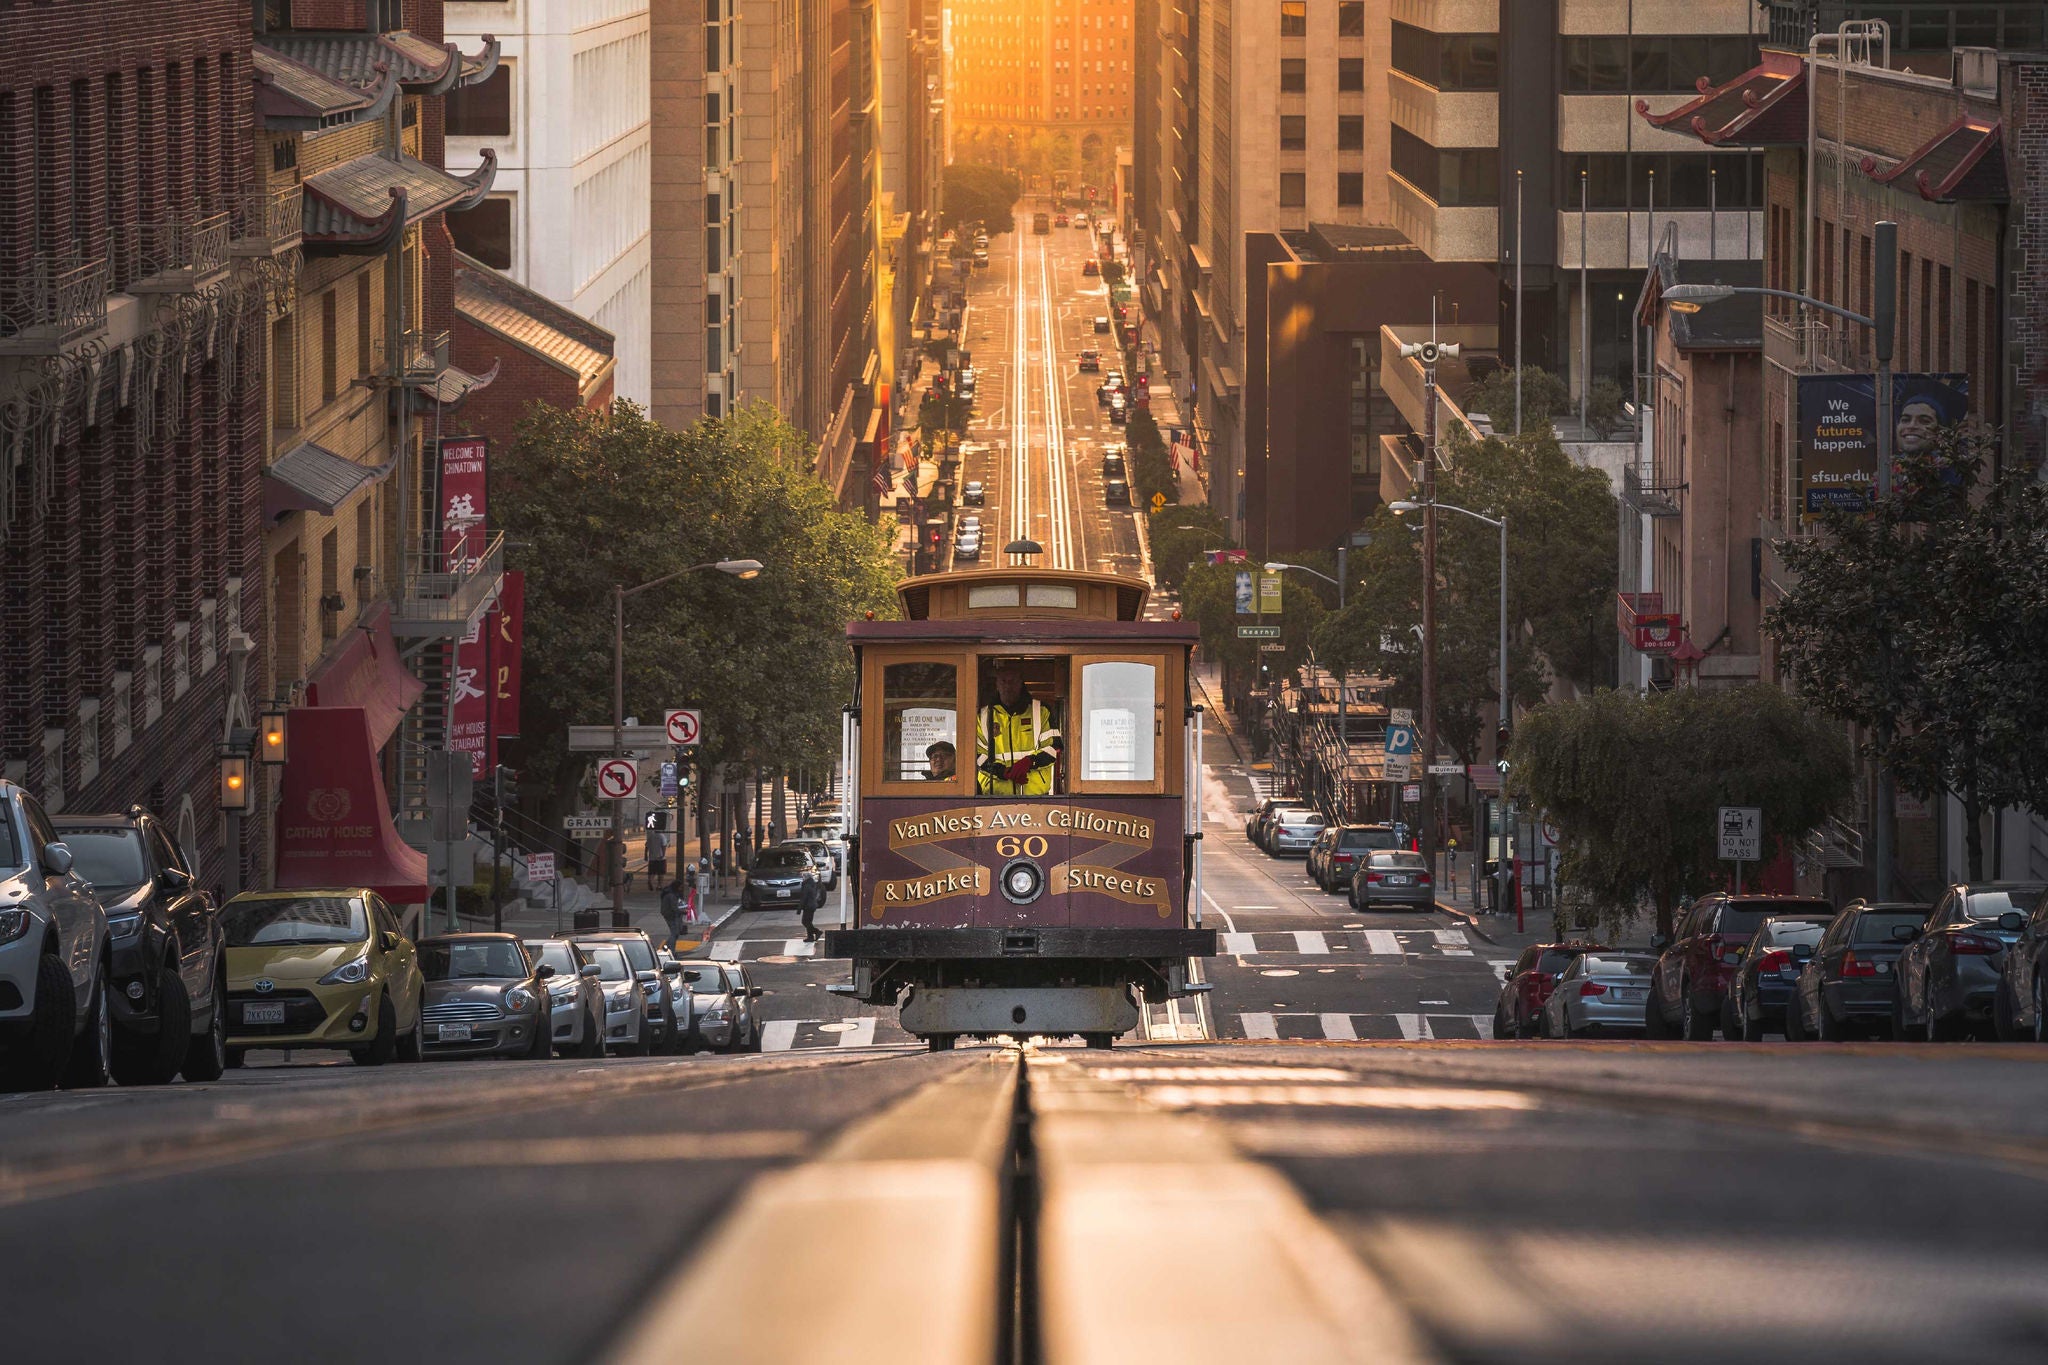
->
1789;902;1926;1040
1896;883;2044;1040
1350;850;1434;910
418;934;552;1059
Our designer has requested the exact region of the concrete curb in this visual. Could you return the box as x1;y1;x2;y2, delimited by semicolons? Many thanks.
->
1433;899;1505;947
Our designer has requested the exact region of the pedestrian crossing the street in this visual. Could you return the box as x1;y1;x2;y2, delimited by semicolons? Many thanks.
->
758;1016;916;1052
1217;928;1483;960
1233;1012;1496;1042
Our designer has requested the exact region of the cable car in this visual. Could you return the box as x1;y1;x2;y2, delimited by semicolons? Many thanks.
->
821;564;1214;1049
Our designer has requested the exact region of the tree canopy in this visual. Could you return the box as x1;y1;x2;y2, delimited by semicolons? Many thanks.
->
1508;684;1854;937
941;163;1022;236
1766;435;2048;879
496;400;901;813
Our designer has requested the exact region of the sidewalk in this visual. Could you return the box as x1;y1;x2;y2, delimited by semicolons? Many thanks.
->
1137;316;1207;506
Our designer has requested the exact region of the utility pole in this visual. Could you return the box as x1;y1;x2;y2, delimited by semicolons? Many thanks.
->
610;581;627;925
1395;338;1457;871
1514;169;1524;436
1336;543;1348;818
1871;219;1898;900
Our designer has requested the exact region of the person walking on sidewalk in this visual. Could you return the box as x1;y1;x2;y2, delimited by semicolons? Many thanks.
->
658;879;684;949
646;824;669;884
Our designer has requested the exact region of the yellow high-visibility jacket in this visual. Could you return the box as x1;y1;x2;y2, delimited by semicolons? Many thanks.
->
976;697;1063;795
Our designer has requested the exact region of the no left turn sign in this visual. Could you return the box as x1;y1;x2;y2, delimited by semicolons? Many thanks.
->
664;708;702;746
596;758;638;801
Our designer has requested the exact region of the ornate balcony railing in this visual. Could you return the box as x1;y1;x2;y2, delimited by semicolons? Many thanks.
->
114;212;232;293
0;253;109;355
231;185;304;256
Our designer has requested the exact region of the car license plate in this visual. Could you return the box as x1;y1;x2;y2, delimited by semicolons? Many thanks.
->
437;1022;473;1041
776;888;794;898
1385;875;1410;885
1876;962;1891;974
1615;989;1645;1003
243;1002;285;1025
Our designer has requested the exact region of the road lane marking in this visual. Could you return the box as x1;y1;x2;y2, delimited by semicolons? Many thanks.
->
837;1017;878;1047
781;939;816;957
708;939;742;961
1240;1012;1279;1040
760;1019;802;1052
1087;1066;1358;1083
1366;930;1403;956
1320;1013;1359;1041
1393;1014;1434;1040
1221;932;1256;955
1292;931;1330;955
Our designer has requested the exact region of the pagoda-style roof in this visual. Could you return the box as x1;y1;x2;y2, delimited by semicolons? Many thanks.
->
423;359;503;410
302;150;498;255
454;251;617;397
1637;50;1808;146
262;30;499;98
251;43;400;129
1861;116;2007;204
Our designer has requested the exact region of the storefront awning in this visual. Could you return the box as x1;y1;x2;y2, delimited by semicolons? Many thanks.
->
303;603;423;750
264;440;389;521
274;704;429;905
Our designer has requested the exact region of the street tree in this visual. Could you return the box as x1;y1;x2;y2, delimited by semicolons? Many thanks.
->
1148;503;1231;596
1508;684;1854;938
1766;437;2048;879
496;400;900;824
1124;407;1177;509
941;163;1022;235
1181;556;1329;704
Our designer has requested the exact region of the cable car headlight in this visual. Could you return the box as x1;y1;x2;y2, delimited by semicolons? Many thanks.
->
999;859;1046;905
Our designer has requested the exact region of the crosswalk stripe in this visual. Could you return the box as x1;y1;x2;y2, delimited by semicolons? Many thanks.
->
781;939;815;957
760;1020;801;1052
1393;1014;1433;1040
1291;931;1329;955
1365;930;1403;956
1319;1013;1358;1041
1221;932;1257;955
1240;1012;1279;1040
837;1017;878;1047
707;940;742;962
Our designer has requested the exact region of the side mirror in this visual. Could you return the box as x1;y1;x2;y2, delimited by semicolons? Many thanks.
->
748;986;764;998
159;866;195;891
580;963;603;978
1998;911;2027;933
661;962;684;974
41;842;73;877
635;968;658;982
380;930;401;952
1903;925;1924;942
534;964;556;980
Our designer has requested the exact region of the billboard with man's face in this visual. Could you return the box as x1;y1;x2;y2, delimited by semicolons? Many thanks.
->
1797;373;1968;522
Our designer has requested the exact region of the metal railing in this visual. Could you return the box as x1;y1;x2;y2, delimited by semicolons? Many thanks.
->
1622;460;1684;517
1762;311;1866;373
1801;812;1865;869
114;212;232;292
391;528;506;637
399;328;451;386
0;253;108;353
231;185;304;255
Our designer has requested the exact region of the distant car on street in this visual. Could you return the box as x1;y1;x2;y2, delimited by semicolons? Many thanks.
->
524;938;607;1057
1266;809;1326;857
1245;798;1294;851
957;368;977;396
1350;850;1433;910
681;961;762;1052
954;535;982;561
1307;824;1402;893
1082;259;1100;277
782;838;841;890
1786;901;1925;1041
418;933;553;1059
1073;212;1090;228
1101;447;1126;480
54;805;227;1084
1108;397;1128;425
1078;349;1101;373
1103;476;1130;506
972;249;989;269
1541;952;1657;1039
1054;213;1070;227
1093;315;1111;334
741;846;825;916
1645;893;1836;1040
0;780;114;1089
963;480;985;505
1493;941;1606;1039
1723;912;1835;1039
1895;882;2043;1040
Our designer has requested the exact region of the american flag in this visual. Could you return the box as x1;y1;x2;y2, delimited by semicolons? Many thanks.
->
873;458;890;493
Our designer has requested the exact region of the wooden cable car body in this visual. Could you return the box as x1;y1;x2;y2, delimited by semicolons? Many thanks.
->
821;567;1215;1048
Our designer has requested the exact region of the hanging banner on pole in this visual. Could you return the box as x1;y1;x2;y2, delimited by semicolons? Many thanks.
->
450;593;494;779
492;571;523;741
438;436;488;556
1797;373;1968;523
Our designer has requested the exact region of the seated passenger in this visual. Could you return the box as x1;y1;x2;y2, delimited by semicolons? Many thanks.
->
925;740;957;781
976;658;1063;796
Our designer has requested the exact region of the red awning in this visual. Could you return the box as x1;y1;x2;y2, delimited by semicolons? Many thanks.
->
275;704;429;904
304;603;423;750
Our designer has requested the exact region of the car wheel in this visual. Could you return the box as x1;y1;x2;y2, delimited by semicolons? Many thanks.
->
1928;1007;1966;1042
1721;995;1746;1042
396;1016;424;1063
112;961;193;1086
1644;990;1674;1040
1534;1010;1552;1039
622;1020;650;1057
352;993;399;1065
1491;1007;1511;1041
1994;979;2021;1042
182;969;230;1083
1084;1033;1114;1049
582;1008;607;1058
1;954;77;1090
61;962;114;1089
1679;983;1716;1041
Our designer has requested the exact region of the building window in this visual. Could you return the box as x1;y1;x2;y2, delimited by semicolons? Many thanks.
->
1337;1;1365;37
1562;35;1754;94
1280;115;1306;151
1561;152;1760;210
1391;128;1498;206
449;195;513;269
1391;23;1500;91
1337;114;1363;151
1337;172;1363;206
1280;59;1307;93
1279;172;1306;207
1280;1;1306;37
320;290;338;402
270;314;296;430
1337;57;1365;92
445;63;512;137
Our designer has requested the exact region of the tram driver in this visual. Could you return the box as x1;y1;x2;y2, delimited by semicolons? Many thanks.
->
976;657;1063;796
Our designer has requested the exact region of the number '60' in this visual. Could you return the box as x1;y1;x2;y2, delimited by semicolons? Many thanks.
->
995;835;1049;858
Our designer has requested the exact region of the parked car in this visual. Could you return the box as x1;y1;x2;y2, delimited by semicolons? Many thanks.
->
963;480;985;505
0;781;114;1089
1093;315;1111;334
1722;911;1836;1039
524;938;607;1057
53;806;227;1084
1308;824;1402;893
1492;941;1605;1039
220;889;424;1067
1350;850;1434;911
1540;952;1658;1039
1245;798;1293;850
1054;213;1070;227
1995;889;2048;1040
781;838;841;890
1082;259;1100;277
1108;397;1128;425
955;535;982;562
957;513;982;535
741;845;826;915
576;941;646;1055
1787;901;1927;1041
971;249;990;269
1079;349;1101;373
418;934;552;1059
1103;476;1130;506
1895;882;2044;1040
1645;893;1835;1040
1073;212;1090;228
1101;447;1126;479
574;929;688;1054
1266;808;1326;857
957;368;978;395
682;960;763;1052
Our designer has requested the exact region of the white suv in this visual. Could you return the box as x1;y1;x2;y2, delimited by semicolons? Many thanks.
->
0;781;113;1088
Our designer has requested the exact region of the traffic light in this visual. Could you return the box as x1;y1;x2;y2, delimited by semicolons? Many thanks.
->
646;809;669;833
494;764;518;807
1495;723;1512;775
676;759;692;791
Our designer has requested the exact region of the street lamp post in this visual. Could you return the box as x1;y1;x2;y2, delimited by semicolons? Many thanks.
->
1662;220;1898;896
1265;554;1346;815
1396;339;1458;872
610;558;762;925
1393;499;1509;920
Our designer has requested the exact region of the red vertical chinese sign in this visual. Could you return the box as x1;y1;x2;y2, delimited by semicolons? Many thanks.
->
440;437;491;777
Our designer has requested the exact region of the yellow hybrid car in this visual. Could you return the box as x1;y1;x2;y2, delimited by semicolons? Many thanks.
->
220;889;425;1067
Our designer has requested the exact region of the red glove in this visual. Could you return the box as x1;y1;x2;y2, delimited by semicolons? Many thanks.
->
1005;758;1035;784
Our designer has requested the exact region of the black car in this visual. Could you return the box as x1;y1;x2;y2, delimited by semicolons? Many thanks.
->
1996;888;2048;1040
1307;824;1402;893
1895;882;2044;1040
1104;476;1130;506
53;807;228;1084
1101;448;1126;480
1723;911;1835;1039
1789;901;1928;1040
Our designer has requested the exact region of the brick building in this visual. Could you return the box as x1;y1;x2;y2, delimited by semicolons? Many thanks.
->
452;251;618;439
949;0;1134;186
0;0;272;890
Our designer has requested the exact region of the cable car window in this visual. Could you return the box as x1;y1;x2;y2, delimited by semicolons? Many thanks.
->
1025;584;1079;608
968;585;1021;609
882;662;959;782
1077;660;1157;783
